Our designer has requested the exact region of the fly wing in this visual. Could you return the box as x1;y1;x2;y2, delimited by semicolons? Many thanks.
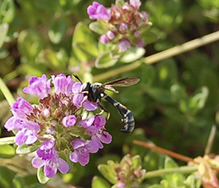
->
104;77;140;87
104;85;119;93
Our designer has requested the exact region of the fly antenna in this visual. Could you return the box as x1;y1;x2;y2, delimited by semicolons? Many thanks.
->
73;74;83;83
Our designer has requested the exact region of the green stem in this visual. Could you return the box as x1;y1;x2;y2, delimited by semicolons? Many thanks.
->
93;30;219;82
0;77;15;106
144;166;198;179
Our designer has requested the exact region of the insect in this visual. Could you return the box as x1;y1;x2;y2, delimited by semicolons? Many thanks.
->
74;75;140;133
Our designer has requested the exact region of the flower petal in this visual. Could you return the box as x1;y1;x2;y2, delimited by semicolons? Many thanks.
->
58;158;69;174
31;156;45;168
83;99;98;111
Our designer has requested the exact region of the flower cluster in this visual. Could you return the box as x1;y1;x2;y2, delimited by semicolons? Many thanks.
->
4;74;112;178
98;154;146;187
190;155;219;188
87;0;149;52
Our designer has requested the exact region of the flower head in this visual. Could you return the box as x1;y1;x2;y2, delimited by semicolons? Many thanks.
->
87;0;149;52
4;74;112;178
190;155;219;188
98;154;146;187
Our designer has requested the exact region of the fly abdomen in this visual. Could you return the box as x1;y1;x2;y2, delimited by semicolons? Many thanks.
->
120;110;135;133
103;94;135;133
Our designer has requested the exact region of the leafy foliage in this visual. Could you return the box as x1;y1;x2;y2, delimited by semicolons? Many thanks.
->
0;0;219;187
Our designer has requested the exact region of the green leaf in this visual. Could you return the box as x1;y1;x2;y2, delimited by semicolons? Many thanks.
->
72;22;98;62
0;23;9;48
92;176;111;188
16;143;39;155
0;144;15;158
189;86;208;112
0;166;14;188
18;30;44;64
89;21;105;35
0;0;14;23
141;30;159;45
131;155;141;168
164;157;178;169
18;64;46;77
148;185;164;188
37;49;66;69
0;137;15;145
145;0;183;32
143;150;161;171
120;47;145;63
170;84;188;102
156;59;178;88
98;163;117;184
13;175;25;188
37;167;50;184
48;16;67;44
184;174;201;188
147;87;172;104
95;52;118;68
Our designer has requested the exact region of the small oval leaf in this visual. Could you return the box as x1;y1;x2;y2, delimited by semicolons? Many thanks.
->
0;23;9;48
120;47;145;63
92;176;111;188
0;144;15;158
95;52;118;68
16;144;39;155
37;167;50;184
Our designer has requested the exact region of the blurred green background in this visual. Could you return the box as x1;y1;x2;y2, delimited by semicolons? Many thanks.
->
0;0;219;187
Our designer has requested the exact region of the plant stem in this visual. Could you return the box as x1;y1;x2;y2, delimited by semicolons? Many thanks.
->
144;166;198;179
93;30;219;82
0;77;15;106
204;125;217;155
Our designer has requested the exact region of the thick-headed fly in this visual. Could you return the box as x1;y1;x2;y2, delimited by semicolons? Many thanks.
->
74;75;140;133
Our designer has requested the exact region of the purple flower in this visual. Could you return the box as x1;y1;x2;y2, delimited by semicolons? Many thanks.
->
87;2;111;20
69;139;99;166
32;140;69;178
137;40;144;47
4;73;112;180
119;39;131;52
79;116;95;128
129;0;141;9
15;120;40;146
119;23;128;32
23;74;51;99
11;97;33;119
88;0;149;52
94;131;112;144
80;115;112;149
14;120;40;145
72;82;98;111
100;34;109;44
62;115;77;127
4;116;23;131
80;115;106;134
91;131;112;149
83;99;98;111
32;152;69;178
72;82;84;106
52;74;75;96
106;30;115;40
36;140;55;160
